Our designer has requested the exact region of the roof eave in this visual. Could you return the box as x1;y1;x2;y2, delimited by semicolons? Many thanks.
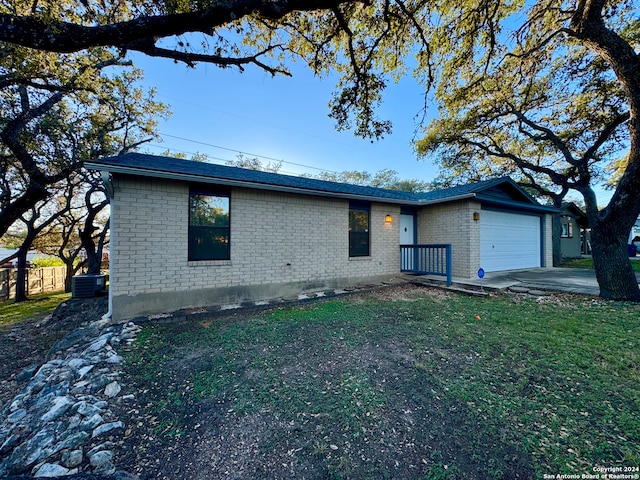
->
84;162;417;205
415;193;477;205
475;193;559;213
85;160;557;212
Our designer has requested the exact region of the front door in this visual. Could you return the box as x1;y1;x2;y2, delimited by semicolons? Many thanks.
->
400;214;415;271
400;214;414;244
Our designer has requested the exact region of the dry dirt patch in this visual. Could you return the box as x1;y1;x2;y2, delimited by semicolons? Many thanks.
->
112;285;535;479
5;284;635;479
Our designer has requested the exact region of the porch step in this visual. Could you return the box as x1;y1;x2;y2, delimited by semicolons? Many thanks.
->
444;285;490;297
409;278;490;297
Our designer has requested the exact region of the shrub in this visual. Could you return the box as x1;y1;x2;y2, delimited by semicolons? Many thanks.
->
30;256;66;268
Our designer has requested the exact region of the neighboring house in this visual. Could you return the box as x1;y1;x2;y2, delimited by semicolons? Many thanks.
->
0;248;39;268
559;203;590;259
86;153;555;321
630;216;640;248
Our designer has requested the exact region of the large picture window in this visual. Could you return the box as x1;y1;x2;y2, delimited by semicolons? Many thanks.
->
189;187;230;261
349;202;370;257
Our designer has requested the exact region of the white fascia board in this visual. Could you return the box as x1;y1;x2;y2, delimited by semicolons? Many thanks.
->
415;193;477;205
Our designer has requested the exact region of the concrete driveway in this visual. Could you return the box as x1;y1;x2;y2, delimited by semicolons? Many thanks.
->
458;267;640;296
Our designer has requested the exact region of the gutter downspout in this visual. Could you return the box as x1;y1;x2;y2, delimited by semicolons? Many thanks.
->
101;171;114;320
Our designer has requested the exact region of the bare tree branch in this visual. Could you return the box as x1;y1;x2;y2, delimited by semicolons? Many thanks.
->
508;108;578;165
129;39;291;74
581;111;629;163
0;1;359;66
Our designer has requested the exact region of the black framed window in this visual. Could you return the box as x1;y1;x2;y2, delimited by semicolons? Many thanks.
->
349;202;370;257
188;187;230;261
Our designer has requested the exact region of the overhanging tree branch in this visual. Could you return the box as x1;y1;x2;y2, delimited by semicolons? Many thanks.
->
0;1;360;65
127;39;290;74
459;134;576;188
581;111;629;162
508;108;578;165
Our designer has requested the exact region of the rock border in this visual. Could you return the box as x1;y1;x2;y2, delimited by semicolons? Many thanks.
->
0;276;411;478
0;313;140;478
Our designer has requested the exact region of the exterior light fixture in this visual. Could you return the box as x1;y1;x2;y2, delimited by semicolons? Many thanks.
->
385;214;393;224
473;212;480;221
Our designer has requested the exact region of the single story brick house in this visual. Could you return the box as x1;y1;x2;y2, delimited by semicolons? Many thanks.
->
86;153;555;321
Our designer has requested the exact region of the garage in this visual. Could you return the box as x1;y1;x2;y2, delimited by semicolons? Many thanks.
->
480;210;541;272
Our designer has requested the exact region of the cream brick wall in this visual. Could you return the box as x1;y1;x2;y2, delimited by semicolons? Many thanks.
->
110;175;400;318
416;201;480;278
416;203;554;277
109;175;552;319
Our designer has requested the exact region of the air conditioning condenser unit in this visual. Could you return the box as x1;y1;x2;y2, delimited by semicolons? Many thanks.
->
72;274;106;298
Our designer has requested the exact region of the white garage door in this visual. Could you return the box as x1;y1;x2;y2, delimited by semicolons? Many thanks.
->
480;210;541;272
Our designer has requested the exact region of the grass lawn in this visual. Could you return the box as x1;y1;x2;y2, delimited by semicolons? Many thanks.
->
562;257;640;272
123;287;640;479
0;291;71;326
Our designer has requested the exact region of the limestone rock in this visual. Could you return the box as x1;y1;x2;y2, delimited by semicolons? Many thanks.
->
79;413;103;431
33;462;77;477
92;421;124;439
55;431;89;451
6;409;27;424
88;449;115;475
15;365;38;383
104;381;121;398
61;448;83;468
40;396;73;422
0;318;140;477
74;400;103;417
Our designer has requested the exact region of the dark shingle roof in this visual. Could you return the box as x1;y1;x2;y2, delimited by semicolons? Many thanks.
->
415;177;513;202
87;152;418;203
86;153;554;211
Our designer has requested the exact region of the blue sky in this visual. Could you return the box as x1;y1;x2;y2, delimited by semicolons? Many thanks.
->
132;53;614;206
132;53;438;181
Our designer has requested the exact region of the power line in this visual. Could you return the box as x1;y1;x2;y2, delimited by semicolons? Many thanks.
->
145;143;307;177
159;132;339;174
146;144;231;164
155;92;356;150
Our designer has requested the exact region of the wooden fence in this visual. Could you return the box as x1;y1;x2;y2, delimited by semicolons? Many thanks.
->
0;266;67;301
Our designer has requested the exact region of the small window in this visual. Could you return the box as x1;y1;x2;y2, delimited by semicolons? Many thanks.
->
189;187;230;261
561;222;573;238
349;202;370;257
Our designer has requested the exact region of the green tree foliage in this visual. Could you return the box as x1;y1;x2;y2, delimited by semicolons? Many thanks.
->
3;169;111;299
0;0;435;140
11;193;71;301
0;45;169;237
412;1;640;300
221;155;431;192
416;4;632;201
316;168;431;192
1;0;638;299
0;41;168;299
225;154;283;173
30;256;66;268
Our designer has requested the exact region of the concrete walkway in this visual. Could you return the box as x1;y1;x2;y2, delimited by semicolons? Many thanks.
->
461;268;603;296
414;265;640;297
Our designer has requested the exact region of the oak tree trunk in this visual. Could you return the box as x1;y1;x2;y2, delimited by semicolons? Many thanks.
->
14;248;28;303
84;250;101;275
590;223;640;301
64;259;75;293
